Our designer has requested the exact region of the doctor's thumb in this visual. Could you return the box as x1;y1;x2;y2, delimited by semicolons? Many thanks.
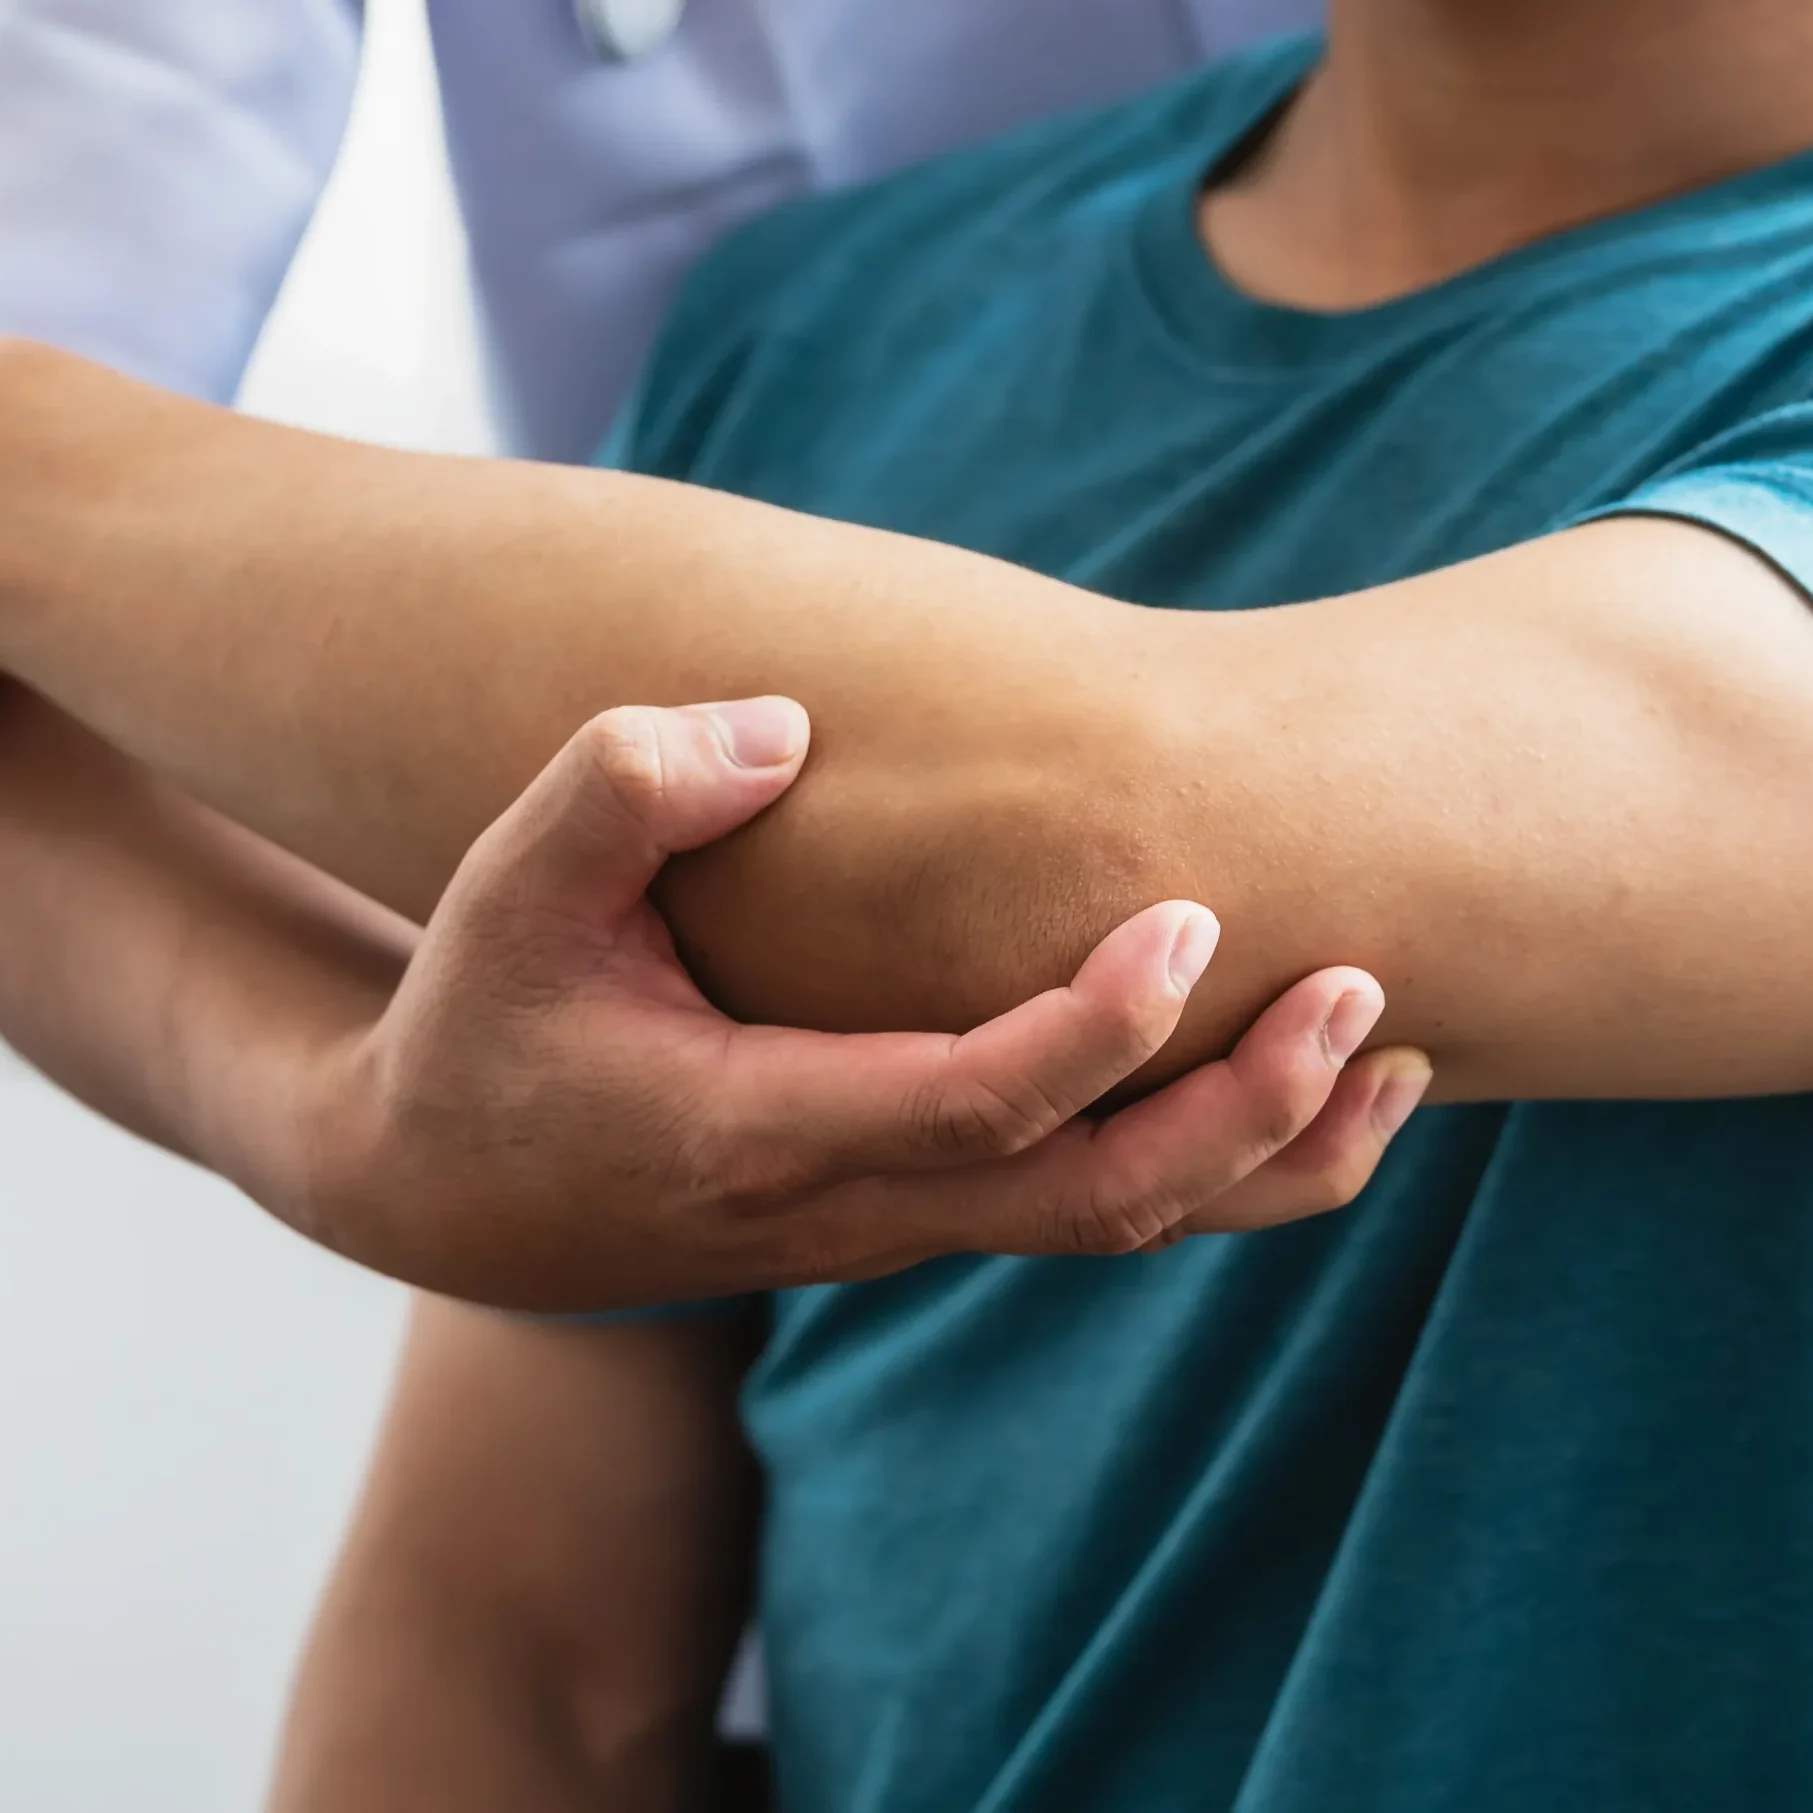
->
569;694;812;856
461;697;812;926
662;695;814;846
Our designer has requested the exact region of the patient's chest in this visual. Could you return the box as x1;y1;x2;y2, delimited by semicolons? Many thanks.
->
674;164;1813;616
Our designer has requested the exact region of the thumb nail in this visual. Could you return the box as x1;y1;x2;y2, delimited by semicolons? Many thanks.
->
1322;987;1385;1068
705;697;810;769
1166;908;1221;996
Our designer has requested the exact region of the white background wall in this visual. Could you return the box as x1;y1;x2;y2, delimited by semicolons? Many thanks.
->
0;3;491;1807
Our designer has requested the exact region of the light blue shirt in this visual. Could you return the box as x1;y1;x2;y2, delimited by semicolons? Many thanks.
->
1;0;1318;458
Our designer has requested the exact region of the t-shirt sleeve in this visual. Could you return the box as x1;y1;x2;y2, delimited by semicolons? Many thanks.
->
1569;402;1813;601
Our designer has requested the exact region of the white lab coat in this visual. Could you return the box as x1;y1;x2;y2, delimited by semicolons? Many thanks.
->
1;0;1318;457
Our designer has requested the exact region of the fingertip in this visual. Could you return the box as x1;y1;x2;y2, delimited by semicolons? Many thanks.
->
577;703;665;782
1370;1051;1433;1137
1315;965;1386;1011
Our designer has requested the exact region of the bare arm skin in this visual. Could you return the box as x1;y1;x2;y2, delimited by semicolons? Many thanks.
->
0;679;408;1202
5;344;1811;1102
1;680;1417;1305
268;1299;760;1813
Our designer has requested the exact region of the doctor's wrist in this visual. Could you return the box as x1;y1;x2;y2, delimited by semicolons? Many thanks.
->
179;975;396;1265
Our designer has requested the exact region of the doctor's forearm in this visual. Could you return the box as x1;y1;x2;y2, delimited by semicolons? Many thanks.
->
0;682;407;1219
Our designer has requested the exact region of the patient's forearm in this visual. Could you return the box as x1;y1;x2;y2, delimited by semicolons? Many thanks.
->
0;342;1123;922
0;344;1180;1026
5;344;1812;1101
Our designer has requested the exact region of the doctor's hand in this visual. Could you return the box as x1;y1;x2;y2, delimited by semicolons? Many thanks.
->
299;697;1424;1311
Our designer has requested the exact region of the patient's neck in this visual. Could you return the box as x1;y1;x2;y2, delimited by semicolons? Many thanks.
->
1205;0;1813;311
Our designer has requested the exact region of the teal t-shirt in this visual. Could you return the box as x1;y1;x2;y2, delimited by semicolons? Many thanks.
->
602;35;1813;1813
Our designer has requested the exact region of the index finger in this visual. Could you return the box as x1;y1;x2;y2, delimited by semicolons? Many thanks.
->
790;965;1386;1280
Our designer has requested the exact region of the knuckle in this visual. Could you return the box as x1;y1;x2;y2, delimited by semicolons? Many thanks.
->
1105;993;1175;1068
1054;978;1173;1090
457;810;520;886
1306;1144;1378;1213
1246;1089;1319;1162
694;1190;838;1290
764;1223;846;1289
635;1069;794;1215
1076;991;1168;1077
1140;1219;1197;1254
705;1073;844;1206
710;1118;815;1206
632;1092;741;1213
714;1104;850;1209
1053;1185;1175;1257
765;1198;911;1291
905;1077;986;1157
572;708;667;820
676;1106;740;1194
1269;1172;1347;1223
732;1140;822;1205
909;1073;1064;1161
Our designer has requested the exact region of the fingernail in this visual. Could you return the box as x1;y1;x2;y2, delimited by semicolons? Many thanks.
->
707;696;810;769
1321;988;1384;1067
1166;909;1221;996
1372;1059;1433;1137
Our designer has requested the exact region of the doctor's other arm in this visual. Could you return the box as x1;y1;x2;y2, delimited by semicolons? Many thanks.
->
267;1298;761;1813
